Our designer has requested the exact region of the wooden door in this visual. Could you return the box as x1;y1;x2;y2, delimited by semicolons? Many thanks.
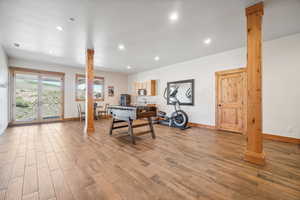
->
216;68;246;133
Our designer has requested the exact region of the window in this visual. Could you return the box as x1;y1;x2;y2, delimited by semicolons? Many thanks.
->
75;74;104;101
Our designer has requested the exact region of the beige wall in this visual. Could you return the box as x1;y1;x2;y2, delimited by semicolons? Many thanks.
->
128;33;300;139
8;58;128;119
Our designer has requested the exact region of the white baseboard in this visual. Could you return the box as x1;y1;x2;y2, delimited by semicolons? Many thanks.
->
0;127;5;135
0;123;8;135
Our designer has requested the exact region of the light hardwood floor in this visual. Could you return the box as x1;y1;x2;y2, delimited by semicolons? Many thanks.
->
0;119;299;200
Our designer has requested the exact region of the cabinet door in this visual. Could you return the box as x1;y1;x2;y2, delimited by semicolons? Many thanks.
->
150;80;156;96
133;82;138;95
147;80;156;96
141;82;146;89
146;80;151;95
137;82;141;90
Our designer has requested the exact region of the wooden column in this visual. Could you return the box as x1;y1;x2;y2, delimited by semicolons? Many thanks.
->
244;2;265;165
84;49;95;135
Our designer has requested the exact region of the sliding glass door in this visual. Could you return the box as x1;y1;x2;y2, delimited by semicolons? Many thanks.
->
12;69;64;124
41;76;63;120
14;73;39;122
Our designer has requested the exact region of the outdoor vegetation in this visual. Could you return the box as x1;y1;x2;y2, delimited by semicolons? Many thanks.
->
15;77;62;121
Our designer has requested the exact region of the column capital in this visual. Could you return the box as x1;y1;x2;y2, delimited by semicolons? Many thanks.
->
246;2;264;16
87;49;94;55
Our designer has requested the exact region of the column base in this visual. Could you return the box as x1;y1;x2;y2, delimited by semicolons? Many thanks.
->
84;126;95;136
244;150;265;165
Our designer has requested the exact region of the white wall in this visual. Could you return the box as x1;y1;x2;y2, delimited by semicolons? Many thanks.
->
0;45;8;134
8;58;128;118
128;33;300;139
263;34;300;139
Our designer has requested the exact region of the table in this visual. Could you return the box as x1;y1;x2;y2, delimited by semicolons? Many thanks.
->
108;105;157;144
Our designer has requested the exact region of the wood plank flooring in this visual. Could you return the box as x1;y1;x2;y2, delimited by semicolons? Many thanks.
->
0;119;299;200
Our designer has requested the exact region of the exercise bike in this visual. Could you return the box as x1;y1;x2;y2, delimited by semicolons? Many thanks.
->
157;86;190;130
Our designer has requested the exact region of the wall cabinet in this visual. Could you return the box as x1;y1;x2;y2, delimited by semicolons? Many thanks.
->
133;80;156;96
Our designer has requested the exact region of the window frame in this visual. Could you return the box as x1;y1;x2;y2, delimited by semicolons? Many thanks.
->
75;74;104;101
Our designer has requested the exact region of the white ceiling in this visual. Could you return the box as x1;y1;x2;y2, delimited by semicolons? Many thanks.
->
0;0;300;73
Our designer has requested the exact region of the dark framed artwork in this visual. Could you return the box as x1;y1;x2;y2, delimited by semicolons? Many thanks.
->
167;79;194;106
108;86;114;97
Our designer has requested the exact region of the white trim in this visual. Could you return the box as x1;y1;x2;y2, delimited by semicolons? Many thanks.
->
0;125;7;135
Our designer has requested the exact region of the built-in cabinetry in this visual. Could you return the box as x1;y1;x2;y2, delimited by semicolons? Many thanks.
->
133;80;156;96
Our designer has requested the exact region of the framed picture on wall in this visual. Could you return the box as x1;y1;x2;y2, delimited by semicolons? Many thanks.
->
167;79;194;106
108;86;114;97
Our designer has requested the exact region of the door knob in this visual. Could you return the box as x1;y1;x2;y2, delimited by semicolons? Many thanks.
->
218;104;222;107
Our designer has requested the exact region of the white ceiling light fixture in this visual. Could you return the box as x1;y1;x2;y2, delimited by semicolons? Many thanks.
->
127;65;132;69
118;44;125;51
203;38;212;45
169;12;179;22
154;56;160;61
56;26;63;31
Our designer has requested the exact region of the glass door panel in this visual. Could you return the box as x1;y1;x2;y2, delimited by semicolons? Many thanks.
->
41;76;63;120
14;73;39;122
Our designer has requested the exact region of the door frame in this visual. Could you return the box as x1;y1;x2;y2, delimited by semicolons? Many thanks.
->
9;67;65;125
215;68;247;134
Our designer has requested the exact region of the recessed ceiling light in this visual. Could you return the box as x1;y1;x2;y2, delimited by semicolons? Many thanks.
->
49;50;54;54
169;12;179;21
204;38;212;45
118;44;125;51
56;26;63;31
154;56;160;61
13;43;20;48
127;65;132;69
